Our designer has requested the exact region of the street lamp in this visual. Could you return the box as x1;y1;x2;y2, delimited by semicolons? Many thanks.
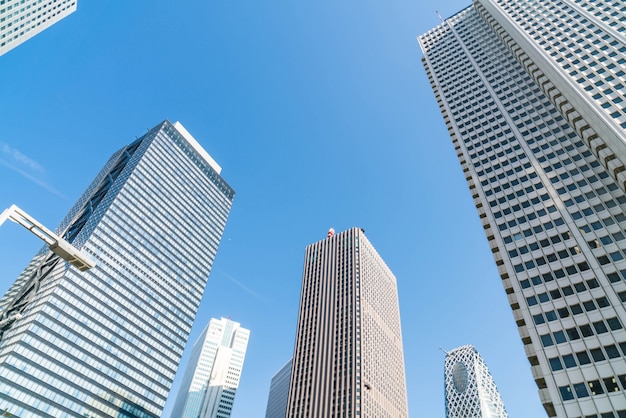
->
0;204;95;271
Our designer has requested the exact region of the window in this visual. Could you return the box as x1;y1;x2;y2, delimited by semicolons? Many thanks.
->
594;321;609;334
604;377;619;392
541;334;554;347
588;379;604;395
580;324;594;337
560;385;574;401
608;317;623;330
566;328;580;341
576;351;591;365
605;345;620;359
550;357;563;371
590;348;606;361
574;382;589;398
563;354;577;368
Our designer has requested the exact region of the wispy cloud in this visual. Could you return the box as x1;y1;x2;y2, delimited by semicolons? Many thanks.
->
0;142;66;199
218;269;265;301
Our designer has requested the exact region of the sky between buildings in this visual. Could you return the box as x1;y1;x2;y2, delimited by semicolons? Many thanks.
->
0;1;546;416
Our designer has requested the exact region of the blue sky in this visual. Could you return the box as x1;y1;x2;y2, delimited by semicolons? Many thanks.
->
0;1;546;416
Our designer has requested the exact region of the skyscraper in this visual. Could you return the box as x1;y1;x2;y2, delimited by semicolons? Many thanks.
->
419;1;626;417
0;120;234;417
170;317;250;418
444;345;507;418
0;0;77;56
286;227;409;417
265;359;292;418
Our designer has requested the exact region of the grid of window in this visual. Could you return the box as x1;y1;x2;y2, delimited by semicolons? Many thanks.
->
0;121;234;417
419;2;626;416
0;0;77;54
287;228;408;418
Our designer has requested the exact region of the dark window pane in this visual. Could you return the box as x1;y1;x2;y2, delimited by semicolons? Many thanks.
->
596;297;610;308
605;345;620;359
566;328;580;341
559;385;574;401
571;304;583;315
541;334;554;347
549;357;563;371
546;311;558;321
604;377;619;392
583;300;597;311
588;379;604;395
573;382;589;398
576;351;591;365
593;321;609;334
558;307;570;318
580;324;594;337
590;348;606;361
563;354;577;368
574;282;586;292
608;317;623;330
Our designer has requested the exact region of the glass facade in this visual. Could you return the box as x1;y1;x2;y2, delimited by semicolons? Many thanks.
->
265;359;292;418
419;1;626;416
170;317;249;418
0;120;234;417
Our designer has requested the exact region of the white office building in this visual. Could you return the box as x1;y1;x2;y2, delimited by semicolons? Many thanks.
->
170;317;250;418
419;1;626;417
0;0;77;56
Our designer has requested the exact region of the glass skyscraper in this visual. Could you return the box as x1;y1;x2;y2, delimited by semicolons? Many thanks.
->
264;359;292;418
0;0;77;56
444;345;507;418
0;120;234;417
170;317;250;418
419;1;626;417
287;227;409;417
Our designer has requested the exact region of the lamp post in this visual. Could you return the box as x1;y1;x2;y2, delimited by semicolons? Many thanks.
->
0;204;95;271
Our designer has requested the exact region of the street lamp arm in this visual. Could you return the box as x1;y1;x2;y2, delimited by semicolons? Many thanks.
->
0;204;95;271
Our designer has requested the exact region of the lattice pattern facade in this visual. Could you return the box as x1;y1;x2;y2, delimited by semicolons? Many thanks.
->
444;345;507;418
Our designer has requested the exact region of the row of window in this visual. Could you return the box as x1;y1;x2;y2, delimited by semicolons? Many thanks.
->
559;374;626;401
540;317;623;347
549;340;626;371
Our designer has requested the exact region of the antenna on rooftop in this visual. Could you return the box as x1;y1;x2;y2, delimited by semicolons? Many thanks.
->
439;346;449;355
436;10;444;23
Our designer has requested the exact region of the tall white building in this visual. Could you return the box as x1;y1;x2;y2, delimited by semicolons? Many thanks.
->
0;0;77;56
264;359;292;418
444;345;507;418
0;120;234;417
287;227;409;417
170;317;250;418
419;1;626;417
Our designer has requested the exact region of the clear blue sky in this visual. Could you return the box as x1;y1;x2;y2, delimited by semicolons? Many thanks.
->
0;1;546;416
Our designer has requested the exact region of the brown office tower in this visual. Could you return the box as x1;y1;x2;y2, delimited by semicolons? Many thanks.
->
286;227;409;417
